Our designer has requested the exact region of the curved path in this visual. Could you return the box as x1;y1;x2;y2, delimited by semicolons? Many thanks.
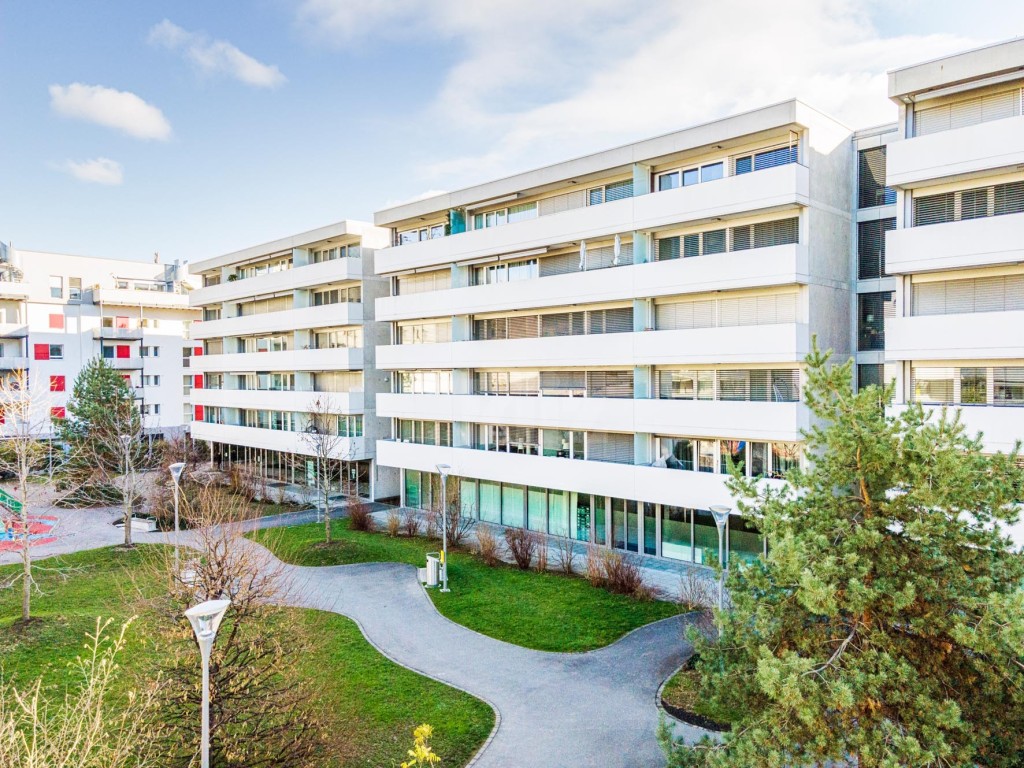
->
263;545;706;767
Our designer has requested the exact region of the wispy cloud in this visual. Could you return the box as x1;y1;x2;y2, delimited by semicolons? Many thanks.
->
49;83;172;140
297;0;979;188
60;157;124;185
149;19;286;89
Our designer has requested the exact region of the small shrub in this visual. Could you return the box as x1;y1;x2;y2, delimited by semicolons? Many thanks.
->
600;550;651;599
504;528;537;570
535;539;548;573
401;509;421;537
348;501;375;532
585;544;604;587
443;502;475;548
424;509;440;540
476;527;501;566
386;510;402;538
552;536;576;575
677;568;716;610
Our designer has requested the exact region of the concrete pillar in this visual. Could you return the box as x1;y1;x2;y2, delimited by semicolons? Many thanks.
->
632;163;651;196
632;298;654;332
633;365;652;399
634;433;653;465
451;314;472;342
292;247;310;267
451;263;471;289
632;231;651;264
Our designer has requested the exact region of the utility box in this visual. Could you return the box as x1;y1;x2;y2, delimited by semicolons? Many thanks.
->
424;553;440;588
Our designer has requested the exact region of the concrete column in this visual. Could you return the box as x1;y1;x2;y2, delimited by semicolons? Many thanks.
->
633;365;652;399
632;163;651;196
451;263;471;289
632;231;651;264
634;433;653;465
292;247;310;267
451;314;472;342
632;298;654;332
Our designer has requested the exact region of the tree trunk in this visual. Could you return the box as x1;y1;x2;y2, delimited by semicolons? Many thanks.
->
123;491;133;547
323;476;331;545
19;481;30;622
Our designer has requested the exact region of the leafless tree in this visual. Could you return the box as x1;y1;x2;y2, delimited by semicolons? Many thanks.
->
134;487;321;767
0;368;62;622
298;395;351;545
552;535;578;575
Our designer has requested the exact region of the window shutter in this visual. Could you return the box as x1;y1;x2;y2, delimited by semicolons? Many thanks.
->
604;179;633;202
540;370;585;394
717;370;750;400
730;225;752;251
914;192;955;226
538;189;587;216
539;251;580;277
586;432;634;464
656;237;680;262
587;306;632;334
507;314;540;339
858;147;888;208
587;370;634;398
857;218;895;279
916;88;1023;136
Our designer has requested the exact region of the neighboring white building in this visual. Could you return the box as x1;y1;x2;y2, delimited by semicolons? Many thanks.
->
370;99;854;566
187;221;400;501
0;243;198;436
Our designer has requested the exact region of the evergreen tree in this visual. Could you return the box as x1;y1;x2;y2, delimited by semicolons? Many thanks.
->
59;357;146;524
663;343;1024;768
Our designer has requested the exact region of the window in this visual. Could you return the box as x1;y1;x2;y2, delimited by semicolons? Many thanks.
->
911;275;1024;316
313;285;361;306
858;292;894;351
700;162;723;182
50;406;66;420
49;276;63;299
338;414;364;437
69;277;82;301
994;368;1024;405
914;181;1024;227
397;270;452;295
396;419;452;446
203;307;222;321
397;370;452;394
857;218;895;279
541;429;583;459
314;327;362;349
140;346;160;357
472;202;538;230
657;171;680;192
960;367;987;404
858;364;883;390
48;314;64;329
914;87;1023;137
49;375;65;392
49;344;63;360
473;259;538;286
733;143;799;175
311;243;361;263
398;320;451;344
587;179;633;205
858;147;895;208
142;375;161;387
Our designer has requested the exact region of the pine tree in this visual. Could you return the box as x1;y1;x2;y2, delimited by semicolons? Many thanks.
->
663;343;1024;767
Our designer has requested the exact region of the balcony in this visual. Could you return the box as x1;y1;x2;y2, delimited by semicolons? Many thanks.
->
378;393;806;441
887;115;1024;187
375;163;810;274
376;323;808;370
885;212;1024;274
106;356;146;370
193;388;364;413
192;302;362;340
889;403;1024;455
191;347;363;373
191;421;371;459
376;243;807;322
886;311;1024;361
94;327;145;340
0;323;28;338
0;281;30;300
92;287;192;310
190;258;363;306
0;356;29;370
376;441;785;510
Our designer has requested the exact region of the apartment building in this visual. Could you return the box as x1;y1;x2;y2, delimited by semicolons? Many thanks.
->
0;242;197;436
370;100;855;567
879;39;1024;462
187;221;399;501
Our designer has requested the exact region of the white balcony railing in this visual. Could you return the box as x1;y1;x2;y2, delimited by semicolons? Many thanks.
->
191;421;371;459
191;347;363;372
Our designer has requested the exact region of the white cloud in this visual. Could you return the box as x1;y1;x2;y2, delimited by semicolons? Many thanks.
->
149;19;286;89
49;83;172;140
297;0;982;187
61;157;124;186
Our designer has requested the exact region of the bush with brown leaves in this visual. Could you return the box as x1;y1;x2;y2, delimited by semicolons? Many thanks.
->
348;500;375;532
504;528;538;570
476;527;502;566
386;510;402;537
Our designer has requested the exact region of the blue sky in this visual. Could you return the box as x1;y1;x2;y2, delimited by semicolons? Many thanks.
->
2;1;1022;266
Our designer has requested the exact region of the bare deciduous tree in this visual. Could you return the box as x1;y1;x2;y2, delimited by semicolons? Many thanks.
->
135;487;321;768
0;368;60;622
298;395;352;545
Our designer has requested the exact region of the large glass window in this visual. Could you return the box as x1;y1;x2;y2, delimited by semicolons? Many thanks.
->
572;493;591;542
960;367;987;404
697;440;717;473
548;490;570;538
501;484;525;528
728;515;763;567
479;481;501;524
661;506;692;562
771;443;801;478
658;437;694;471
593;495;607;546
719;440;745;475
994;367;1024;405
460;479;478;519
858;147;895;208
405;470;421;509
527;487;547;532
858;292;893;351
643;502;657;555
693;510;720;566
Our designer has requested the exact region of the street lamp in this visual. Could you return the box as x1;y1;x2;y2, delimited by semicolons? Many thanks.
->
169;462;185;571
119;434;132;542
435;463;451;593
185;598;231;768
709;504;731;616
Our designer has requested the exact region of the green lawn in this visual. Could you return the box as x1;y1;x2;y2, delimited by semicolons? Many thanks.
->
251;519;680;652
0;547;493;768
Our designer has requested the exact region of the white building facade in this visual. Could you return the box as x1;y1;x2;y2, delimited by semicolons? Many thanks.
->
0;243;197;436
187;221;399;501
371;100;854;566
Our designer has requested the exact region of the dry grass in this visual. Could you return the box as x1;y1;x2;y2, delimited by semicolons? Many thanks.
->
385;510;402;538
552;536;577;575
476;527;502;566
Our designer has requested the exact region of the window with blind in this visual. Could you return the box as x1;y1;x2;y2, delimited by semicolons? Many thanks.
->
911;275;1024;316
656;293;796;331
397;270;452;295
313;285;361;305
857;218;895;279
910;366;1024;405
914;87;1023;137
656;217;796;261
473;306;632;340
397;370;452;394
397;419;452;446
914;180;1024;226
314;371;362;393
858;147;895;208
587;179;634;206
398;320;451;344
472;369;633;398
586;431;634;464
237;295;293;316
858;292;894;351
538;240;634;276
732;143;799;175
656;369;799;402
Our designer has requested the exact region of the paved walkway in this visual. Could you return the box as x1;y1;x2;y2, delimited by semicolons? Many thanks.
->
6;503;708;766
